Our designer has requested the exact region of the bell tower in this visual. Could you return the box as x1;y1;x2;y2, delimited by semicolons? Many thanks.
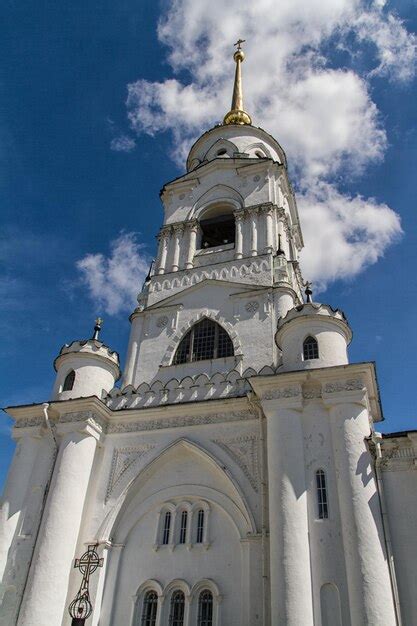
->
121;43;306;391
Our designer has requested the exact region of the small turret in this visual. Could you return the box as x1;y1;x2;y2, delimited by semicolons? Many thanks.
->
275;286;352;371
52;318;120;400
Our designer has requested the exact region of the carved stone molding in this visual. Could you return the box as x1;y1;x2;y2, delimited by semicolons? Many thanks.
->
14;417;44;429
323;379;364;394
107;410;254;434
106;444;155;501
262;387;301;400
245;301;259;314
213;434;260;491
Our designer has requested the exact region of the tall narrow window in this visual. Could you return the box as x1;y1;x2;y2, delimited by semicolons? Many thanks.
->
162;511;171;545
63;370;75;391
303;336;319;360
173;319;233;364
316;469;329;519
141;591;158;626
179;511;188;544
169;590;185;626
196;509;205;543
198;590;213;626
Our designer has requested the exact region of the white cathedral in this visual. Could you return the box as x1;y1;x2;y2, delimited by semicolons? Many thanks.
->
1;43;416;626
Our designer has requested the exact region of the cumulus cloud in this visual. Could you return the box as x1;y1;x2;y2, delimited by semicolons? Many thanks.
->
123;0;414;291
77;232;150;315
299;183;402;288
110;134;136;152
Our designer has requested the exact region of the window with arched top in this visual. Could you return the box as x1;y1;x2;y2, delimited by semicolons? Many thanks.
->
162;511;172;545
173;319;234;364
62;370;75;391
141;590;158;626
316;469;329;519
199;206;235;249
169;590;185;626
179;511;188;544
198;590;213;626
196;509;205;544
303;336;319;360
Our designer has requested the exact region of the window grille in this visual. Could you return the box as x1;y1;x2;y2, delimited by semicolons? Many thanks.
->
196;509;205;543
303;336;319;360
63;370;75;391
173;319;233;364
141;591;158;626
179;511;188;544
198;590;213;626
162;511;171;545
169;590;185;626
316;469;329;519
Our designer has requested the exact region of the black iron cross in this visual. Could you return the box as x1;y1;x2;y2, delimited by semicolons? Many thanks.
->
69;545;103;624
234;38;246;50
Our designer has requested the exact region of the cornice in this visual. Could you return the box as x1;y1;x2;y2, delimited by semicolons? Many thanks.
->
249;362;382;422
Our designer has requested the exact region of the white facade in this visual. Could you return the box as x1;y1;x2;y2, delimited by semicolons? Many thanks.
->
1;83;416;626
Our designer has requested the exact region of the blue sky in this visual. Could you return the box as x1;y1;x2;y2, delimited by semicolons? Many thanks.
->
0;0;416;488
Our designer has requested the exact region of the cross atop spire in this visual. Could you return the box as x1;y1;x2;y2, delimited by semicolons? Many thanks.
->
92;317;103;340
223;39;252;126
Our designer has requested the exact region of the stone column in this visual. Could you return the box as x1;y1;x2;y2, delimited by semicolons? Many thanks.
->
156;228;169;275
17;422;100;626
185;221;199;269
261;389;314;626
325;388;397;626
234;211;244;259
263;205;274;253
250;209;258;256
0;431;41;583
171;225;184;272
121;314;144;388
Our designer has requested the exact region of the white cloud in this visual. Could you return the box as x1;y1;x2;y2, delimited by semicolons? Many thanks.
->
110;134;136;152
298;182;402;289
76;232;150;315
123;0;414;290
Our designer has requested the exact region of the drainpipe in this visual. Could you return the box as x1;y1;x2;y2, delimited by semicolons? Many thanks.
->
371;430;402;626
16;403;59;622
247;392;270;626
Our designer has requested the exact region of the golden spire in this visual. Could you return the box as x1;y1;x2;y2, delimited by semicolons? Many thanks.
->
223;39;252;126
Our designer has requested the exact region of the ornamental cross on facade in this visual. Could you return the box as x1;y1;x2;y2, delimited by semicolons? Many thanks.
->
68;545;103;624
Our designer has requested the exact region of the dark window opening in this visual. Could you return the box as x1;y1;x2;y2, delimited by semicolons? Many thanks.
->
71;620;86;626
196;509;205;543
179;511;188;544
216;148;227;156
200;214;235;248
162;511;171;545
169;590;185;626
303;336;319;360
173;319;234;364
63;370;75;391
141;591;158;626
198;590;213;626
316;469;329;519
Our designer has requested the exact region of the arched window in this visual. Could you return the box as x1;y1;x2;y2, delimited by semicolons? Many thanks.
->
316;469;329;519
173;319;234;364
198;590;213;626
196;509;205;544
162;511;171;545
303;336;319;360
179;511;188;544
200;209;235;248
63;370;75;391
141;590;158;626
169;590;185;626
